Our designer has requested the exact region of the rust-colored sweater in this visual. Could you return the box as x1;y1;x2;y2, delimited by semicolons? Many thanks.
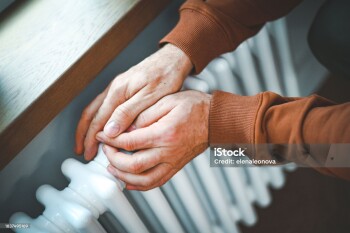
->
160;0;350;180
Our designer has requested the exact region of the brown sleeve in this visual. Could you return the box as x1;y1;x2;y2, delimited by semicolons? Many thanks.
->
160;0;302;74
209;91;350;180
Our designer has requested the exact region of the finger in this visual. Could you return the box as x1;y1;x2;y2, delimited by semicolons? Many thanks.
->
75;87;109;155
107;163;173;188
103;87;153;137
126;124;137;132
125;169;177;191
83;79;134;160
97;125;159;151
133;96;174;129
103;144;162;173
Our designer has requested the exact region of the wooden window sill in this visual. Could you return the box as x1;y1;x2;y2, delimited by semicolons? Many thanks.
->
0;0;170;170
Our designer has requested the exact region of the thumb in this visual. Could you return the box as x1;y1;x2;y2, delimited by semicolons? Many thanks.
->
104;90;157;137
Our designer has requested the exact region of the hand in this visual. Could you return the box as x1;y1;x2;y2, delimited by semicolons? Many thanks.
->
96;91;211;191
75;44;193;160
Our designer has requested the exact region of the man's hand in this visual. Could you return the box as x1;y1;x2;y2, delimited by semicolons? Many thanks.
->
96;91;211;191
75;44;193;160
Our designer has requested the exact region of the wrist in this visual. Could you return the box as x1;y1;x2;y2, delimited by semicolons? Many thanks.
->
205;93;211;145
161;43;193;76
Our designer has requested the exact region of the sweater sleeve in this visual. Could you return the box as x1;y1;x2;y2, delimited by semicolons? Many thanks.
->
209;91;350;180
160;0;302;74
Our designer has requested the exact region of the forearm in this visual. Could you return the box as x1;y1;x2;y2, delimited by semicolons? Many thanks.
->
161;0;302;73
209;91;350;179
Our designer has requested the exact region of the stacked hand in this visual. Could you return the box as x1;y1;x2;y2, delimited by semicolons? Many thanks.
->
97;91;210;190
75;44;211;190
75;43;193;160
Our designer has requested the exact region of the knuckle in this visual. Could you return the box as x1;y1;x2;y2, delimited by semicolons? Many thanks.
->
115;171;125;180
100;97;113;112
151;152;162;164
137;113;147;126
91;109;106;129
111;76;122;88
90;118;101;131
81;108;93;122
146;79;160;91
142;176;154;187
115;105;133;121
130;157;143;173
123;139;136;151
110;80;127;99
168;125;178;136
124;83;134;100
144;91;158;103
158;177;168;187
163;126;178;144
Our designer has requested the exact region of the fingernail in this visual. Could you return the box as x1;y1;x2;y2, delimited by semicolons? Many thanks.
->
104;121;120;136
126;185;136;190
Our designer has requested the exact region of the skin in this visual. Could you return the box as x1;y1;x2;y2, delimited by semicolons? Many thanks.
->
75;43;193;160
96;91;211;191
75;42;211;190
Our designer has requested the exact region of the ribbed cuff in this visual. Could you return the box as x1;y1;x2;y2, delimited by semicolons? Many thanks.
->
160;4;234;74
209;91;262;145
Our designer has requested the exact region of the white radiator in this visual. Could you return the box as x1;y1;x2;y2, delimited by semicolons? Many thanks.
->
10;19;300;233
